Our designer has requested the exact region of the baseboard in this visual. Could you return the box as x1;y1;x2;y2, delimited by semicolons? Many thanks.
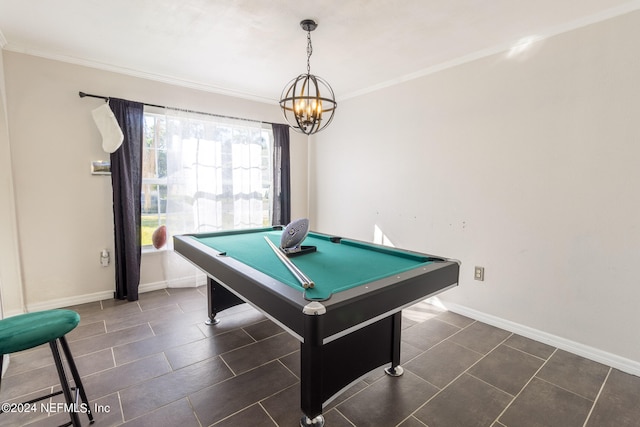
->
23;274;207;313
25;290;115;313
435;299;640;377
165;273;207;288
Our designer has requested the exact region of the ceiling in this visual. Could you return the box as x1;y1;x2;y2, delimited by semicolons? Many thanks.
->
1;0;639;103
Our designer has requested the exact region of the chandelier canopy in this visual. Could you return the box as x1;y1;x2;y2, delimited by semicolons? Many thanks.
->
279;20;337;135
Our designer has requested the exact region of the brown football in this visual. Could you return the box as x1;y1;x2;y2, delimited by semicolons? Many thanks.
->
152;225;167;249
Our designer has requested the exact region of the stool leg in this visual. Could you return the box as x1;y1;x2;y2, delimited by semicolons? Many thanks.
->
50;340;81;427
59;336;94;424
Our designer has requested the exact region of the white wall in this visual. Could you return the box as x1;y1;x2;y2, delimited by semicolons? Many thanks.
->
0;49;25;316
1;52;308;314
311;10;640;370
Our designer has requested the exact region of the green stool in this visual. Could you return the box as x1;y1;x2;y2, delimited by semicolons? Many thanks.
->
0;309;94;426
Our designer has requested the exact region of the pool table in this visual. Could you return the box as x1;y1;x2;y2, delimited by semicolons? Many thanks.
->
173;226;459;426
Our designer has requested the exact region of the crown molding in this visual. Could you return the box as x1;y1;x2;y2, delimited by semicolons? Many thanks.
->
341;1;640;100
1;44;278;105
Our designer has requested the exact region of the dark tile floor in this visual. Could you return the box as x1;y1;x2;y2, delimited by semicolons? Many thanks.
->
2;286;640;426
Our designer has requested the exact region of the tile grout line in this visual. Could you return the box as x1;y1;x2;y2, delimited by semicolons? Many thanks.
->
399;318;474;368
110;346;117;370
465;371;517;397
491;347;559;426
185;395;205;427
582;366;611;427
334;407;357;426
257;401;279;426
217;354;237;377
403;322;514;423
337;319;475;419
211;377;297;426
501;342;551;363
275;356;300;381
394;412;428;427
534;375;600;402
116;391;125;425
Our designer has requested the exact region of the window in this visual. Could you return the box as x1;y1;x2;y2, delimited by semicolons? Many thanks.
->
142;114;167;247
141;110;273;248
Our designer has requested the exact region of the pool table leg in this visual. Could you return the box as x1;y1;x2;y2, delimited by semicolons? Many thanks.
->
300;415;325;426
300;309;325;426
205;277;245;325
384;311;405;377
205;278;219;325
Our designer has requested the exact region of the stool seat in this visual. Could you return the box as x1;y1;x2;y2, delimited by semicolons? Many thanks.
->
0;309;93;426
0;309;80;354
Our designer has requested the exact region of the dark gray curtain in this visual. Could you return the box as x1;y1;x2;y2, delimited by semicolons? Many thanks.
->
109;98;144;301
271;123;291;226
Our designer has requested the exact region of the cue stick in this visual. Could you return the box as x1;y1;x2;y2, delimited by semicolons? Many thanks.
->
264;237;315;289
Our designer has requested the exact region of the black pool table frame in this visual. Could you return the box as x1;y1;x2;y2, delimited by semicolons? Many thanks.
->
173;228;460;426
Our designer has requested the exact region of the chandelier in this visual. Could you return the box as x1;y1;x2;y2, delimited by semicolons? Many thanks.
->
279;19;337;135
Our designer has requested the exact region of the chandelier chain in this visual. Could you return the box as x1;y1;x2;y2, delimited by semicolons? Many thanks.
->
306;31;313;75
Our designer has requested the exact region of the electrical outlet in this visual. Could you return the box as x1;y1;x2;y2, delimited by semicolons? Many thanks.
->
474;266;485;281
100;249;110;267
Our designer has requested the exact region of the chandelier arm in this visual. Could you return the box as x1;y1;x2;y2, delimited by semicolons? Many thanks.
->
291;78;306;132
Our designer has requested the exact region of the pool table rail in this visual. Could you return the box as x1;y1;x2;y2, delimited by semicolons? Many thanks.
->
173;231;460;343
174;233;309;339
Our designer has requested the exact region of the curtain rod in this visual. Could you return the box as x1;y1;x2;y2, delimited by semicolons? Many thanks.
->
78;91;277;125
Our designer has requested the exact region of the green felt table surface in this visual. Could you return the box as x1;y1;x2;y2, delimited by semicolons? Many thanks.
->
194;229;434;300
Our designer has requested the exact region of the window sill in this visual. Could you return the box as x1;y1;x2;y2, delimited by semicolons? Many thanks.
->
142;246;169;255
